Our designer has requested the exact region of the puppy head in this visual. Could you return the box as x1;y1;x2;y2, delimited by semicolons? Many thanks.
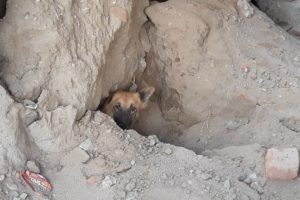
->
103;86;155;129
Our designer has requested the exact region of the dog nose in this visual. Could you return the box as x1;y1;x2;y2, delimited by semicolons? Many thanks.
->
117;122;127;129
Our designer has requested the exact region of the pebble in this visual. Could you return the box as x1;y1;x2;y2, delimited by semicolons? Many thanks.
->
164;148;173;155
0;174;5;181
149;139;156;146
26;160;40;174
102;175;117;188
19;193;28;200
224;180;231;190
79;138;94;152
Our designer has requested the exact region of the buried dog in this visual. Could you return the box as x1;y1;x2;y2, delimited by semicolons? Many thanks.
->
102;86;155;129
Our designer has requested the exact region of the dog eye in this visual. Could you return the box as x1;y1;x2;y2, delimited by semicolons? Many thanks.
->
114;103;121;111
129;105;137;115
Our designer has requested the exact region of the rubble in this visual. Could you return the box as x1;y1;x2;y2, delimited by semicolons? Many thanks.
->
265;148;299;180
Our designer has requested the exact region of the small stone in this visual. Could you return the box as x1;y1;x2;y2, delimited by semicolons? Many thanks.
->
199;173;213;180
265;148;299;180
224;180;231;190
102;175;116;188
26;160;40;174
130;160;136;165
20;193;28;200
6;182;18;191
0;174;5;181
225;120;241;130
125;181;136;192
79;138;94;152
149;139;156;147
248;173;257;180
164;148;173;155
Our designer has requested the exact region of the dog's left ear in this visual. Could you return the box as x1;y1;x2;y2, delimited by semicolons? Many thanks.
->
138;86;155;108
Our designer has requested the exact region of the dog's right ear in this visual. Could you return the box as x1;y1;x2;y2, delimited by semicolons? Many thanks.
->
138;86;155;108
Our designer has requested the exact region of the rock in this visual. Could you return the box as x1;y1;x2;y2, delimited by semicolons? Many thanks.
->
0;174;5;181
265;148;299;180
224;180;231;190
164;147;173;155
19;193;28;200
26;160;40;174
79;139;94;152
149;139;156;147
237;0;254;18
102;175;117;188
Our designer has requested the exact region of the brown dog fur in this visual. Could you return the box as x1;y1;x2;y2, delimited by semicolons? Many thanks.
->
103;86;155;129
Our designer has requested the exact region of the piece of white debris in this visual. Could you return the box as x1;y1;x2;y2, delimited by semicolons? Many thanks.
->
102;175;117;188
224;179;231;190
0;174;5;181
23;99;38;110
164;148;173;155
19;193;28;200
79;138;94;152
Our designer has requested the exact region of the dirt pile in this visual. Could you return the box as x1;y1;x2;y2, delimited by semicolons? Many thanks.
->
0;0;148;118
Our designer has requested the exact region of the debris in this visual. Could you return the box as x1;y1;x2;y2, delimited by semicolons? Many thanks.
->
19;169;52;194
237;0;254;18
23;99;38;110
19;193;28;200
102;175;117;188
265;148;299;180
164;147;173;155
0;174;5;181
79;138;94;152
224;179;231;190
149;138;156;147
26;160;40;174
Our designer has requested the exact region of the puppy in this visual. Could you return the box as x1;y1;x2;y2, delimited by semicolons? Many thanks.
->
103;86;155;129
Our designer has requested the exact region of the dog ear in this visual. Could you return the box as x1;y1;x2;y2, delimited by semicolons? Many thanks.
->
138;86;155;108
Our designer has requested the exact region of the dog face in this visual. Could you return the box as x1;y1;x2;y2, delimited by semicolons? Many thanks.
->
103;86;155;129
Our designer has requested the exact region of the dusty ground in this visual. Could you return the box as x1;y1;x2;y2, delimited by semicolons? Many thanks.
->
0;0;300;200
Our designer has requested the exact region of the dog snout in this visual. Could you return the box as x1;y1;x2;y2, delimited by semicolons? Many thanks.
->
114;112;132;129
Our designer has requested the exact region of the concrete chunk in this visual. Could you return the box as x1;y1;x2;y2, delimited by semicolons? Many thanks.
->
265;148;299;180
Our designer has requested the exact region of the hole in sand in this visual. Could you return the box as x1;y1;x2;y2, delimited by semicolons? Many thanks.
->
0;0;7;19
